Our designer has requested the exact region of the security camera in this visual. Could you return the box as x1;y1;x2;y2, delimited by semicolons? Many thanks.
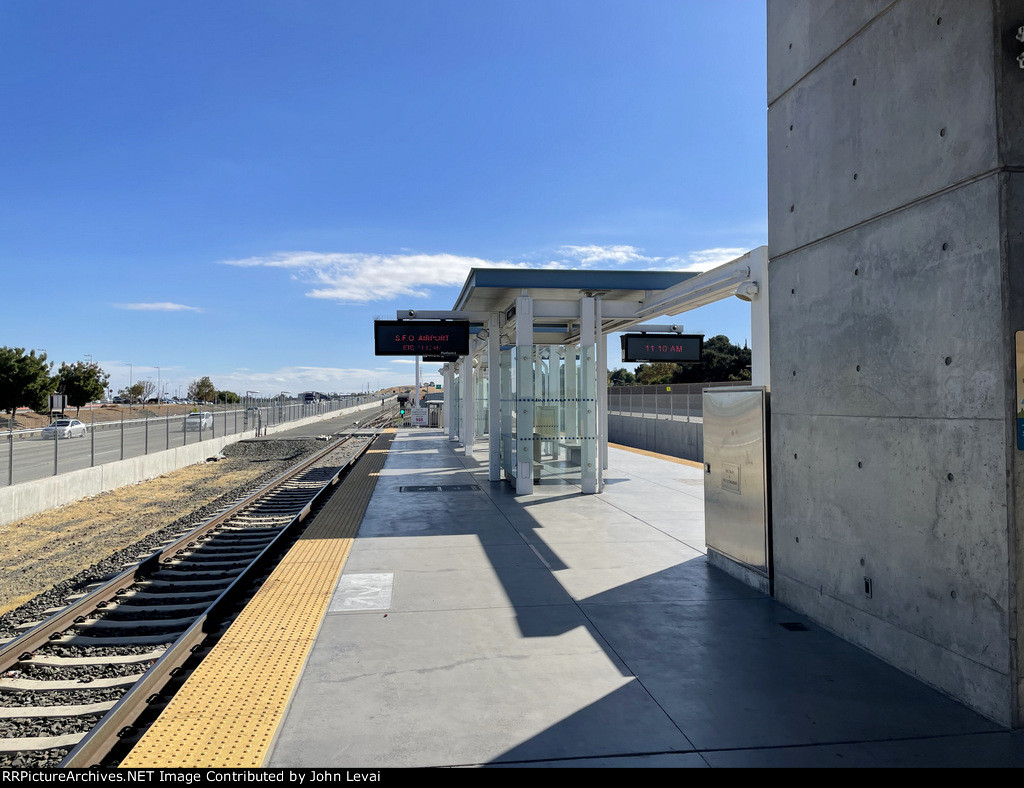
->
407;310;416;318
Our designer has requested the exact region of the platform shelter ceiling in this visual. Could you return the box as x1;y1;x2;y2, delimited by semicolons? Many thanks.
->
452;268;698;316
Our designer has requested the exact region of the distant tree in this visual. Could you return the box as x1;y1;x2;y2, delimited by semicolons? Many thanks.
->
670;335;751;383
608;368;635;386
626;337;751;385
140;380;157;402
119;382;145;404
215;390;240;403
0;347;55;423
634;362;676;385
56;361;110;417
188;376;216;403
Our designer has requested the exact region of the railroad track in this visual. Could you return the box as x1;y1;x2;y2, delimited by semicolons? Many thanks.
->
0;413;394;767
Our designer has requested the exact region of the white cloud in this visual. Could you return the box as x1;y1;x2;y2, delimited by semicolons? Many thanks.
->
211;365;410;396
221;245;758;304
658;248;749;273
220;251;524;303
559;244;654;268
113;302;203;312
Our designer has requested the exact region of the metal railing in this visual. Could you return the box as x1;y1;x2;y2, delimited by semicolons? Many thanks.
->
606;381;749;422
1;395;378;487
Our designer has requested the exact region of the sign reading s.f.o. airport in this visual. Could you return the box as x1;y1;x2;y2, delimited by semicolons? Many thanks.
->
374;320;470;359
620;333;704;363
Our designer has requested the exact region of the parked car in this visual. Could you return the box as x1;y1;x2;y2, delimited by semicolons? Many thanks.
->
184;412;213;431
41;419;87;439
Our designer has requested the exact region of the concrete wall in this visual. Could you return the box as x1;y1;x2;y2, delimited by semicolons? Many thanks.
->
768;0;1024;725
608;414;704;463
0;400;383;528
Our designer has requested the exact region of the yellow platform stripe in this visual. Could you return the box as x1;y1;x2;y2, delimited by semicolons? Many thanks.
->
608;442;704;470
120;431;395;768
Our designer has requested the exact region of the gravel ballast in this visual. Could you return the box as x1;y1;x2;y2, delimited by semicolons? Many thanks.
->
0;437;331;637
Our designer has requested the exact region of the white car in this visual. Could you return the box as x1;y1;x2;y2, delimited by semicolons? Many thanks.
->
41;419;87;439
184;412;213;431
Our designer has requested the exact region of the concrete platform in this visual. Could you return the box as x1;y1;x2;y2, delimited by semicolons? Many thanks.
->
266;429;1023;768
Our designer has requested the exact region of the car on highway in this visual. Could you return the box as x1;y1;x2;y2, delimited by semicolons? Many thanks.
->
184;412;213;431
41;419;88;439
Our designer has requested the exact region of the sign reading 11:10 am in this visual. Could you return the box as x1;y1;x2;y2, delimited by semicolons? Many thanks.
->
374;320;470;360
620;333;704;363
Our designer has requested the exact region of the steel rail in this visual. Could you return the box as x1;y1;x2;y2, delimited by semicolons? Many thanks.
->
0;434;357;673
58;425;387;766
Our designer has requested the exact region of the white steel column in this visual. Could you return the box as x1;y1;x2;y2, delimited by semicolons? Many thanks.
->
579;296;598;495
748;245;771;388
596;295;608;486
515;295;534;495
414;356;421;408
461;355;474;456
487;313;500;481
443;363;454;437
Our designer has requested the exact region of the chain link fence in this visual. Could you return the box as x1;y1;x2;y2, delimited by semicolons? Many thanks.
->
1;396;376;487
606;381;749;421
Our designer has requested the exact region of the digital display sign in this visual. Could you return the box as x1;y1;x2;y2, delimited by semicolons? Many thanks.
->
374;320;470;359
621;333;703;363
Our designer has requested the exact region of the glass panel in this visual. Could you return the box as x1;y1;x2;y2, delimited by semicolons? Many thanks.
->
499;348;515;478
475;371;488;436
497;343;597;489
514;345;534;482
578;343;598;491
523;344;595;486
451;374;460;433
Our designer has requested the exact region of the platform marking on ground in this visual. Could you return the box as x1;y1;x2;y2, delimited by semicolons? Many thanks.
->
119;430;395;769
608;442;704;469
328;572;393;612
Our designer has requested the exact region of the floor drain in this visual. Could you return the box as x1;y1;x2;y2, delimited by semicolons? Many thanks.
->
399;484;480;492
780;622;809;631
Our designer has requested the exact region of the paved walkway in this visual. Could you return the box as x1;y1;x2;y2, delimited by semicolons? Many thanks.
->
266;428;1024;767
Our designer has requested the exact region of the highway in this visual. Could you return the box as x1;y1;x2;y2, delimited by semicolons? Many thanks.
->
0;401;376;487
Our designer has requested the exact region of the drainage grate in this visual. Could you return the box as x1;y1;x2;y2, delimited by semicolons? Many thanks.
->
779;622;810;631
400;484;480;492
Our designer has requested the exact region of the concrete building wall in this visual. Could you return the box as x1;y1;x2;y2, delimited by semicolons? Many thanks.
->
608;414;703;463
768;0;1024;725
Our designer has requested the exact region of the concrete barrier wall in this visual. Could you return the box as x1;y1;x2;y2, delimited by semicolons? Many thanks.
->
608;414;703;463
0;400;384;527
767;0;1020;725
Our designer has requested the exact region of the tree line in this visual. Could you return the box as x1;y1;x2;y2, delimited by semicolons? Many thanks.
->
0;347;240;426
608;335;751;386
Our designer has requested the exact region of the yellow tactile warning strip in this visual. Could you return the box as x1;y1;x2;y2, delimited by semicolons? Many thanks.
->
120;431;395;768
608;442;704;470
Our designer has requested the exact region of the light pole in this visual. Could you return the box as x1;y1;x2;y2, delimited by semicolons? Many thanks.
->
155;367;161;406
127;363;133;410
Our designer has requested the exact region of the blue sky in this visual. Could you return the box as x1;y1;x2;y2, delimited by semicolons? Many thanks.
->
1;0;767;397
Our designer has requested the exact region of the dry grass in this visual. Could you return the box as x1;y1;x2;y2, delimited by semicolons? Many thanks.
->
0;458;268;615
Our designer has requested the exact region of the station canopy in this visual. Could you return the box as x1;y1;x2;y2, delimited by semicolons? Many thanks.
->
451;268;700;344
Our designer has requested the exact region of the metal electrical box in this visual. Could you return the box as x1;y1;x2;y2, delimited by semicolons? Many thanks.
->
703;387;771;594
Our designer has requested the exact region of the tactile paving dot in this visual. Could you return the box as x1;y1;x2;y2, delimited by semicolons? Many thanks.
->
121;431;394;768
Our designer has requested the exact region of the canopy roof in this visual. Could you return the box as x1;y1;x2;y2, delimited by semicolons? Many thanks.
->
452;268;698;315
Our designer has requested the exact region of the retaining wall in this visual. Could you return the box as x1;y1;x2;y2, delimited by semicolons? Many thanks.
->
608;414;703;463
